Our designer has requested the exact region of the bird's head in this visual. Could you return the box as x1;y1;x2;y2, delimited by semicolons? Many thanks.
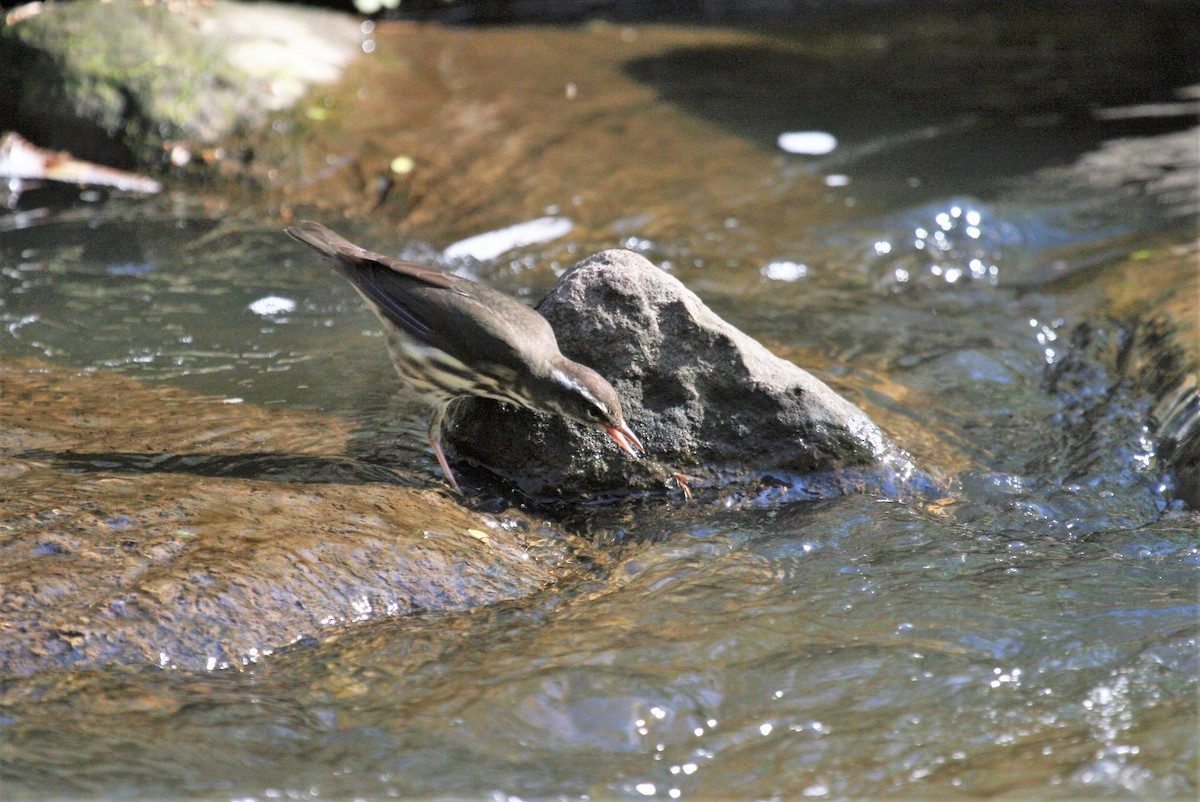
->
540;359;645;458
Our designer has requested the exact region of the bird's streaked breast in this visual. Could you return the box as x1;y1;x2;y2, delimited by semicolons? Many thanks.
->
383;326;529;409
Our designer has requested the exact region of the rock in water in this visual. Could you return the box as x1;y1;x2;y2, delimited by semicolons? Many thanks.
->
0;0;360;168
449;249;924;499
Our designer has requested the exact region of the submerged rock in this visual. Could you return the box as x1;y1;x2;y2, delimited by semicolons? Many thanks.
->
0;360;578;675
449;249;924;499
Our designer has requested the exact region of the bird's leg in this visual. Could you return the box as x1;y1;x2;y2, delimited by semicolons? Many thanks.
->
673;472;695;501
427;403;460;491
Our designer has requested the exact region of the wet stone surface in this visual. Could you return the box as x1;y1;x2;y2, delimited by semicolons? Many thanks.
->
0;360;580;675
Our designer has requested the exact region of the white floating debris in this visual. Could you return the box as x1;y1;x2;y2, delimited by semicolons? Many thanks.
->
823;173;850;187
249;295;296;316
761;260;808;282
777;130;837;156
353;0;401;14
444;216;573;261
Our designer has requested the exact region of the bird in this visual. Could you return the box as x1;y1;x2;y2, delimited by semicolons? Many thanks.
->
285;220;644;491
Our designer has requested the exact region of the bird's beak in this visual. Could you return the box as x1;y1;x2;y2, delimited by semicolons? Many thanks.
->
605;421;645;457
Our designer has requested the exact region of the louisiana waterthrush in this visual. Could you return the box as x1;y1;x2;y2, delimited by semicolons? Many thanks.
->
286;221;644;491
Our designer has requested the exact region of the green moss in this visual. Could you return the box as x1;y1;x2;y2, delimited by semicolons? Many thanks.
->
0;0;297;165
15;0;245;135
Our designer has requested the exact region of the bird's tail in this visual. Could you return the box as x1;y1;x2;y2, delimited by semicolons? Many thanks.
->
284;220;373;263
285;220;463;294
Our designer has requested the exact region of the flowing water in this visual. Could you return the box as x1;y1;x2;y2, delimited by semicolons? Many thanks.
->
2;8;1198;800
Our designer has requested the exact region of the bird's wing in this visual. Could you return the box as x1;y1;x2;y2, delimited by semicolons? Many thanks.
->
286;220;469;338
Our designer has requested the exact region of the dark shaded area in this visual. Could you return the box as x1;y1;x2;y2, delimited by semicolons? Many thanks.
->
620;3;1200;198
35;449;420;487
0;34;142;168
253;0;862;24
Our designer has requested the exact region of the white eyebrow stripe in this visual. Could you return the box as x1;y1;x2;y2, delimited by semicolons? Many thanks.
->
551;368;608;414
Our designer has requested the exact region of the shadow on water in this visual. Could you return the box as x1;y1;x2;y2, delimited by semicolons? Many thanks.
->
622;4;1200;200
32;449;419;487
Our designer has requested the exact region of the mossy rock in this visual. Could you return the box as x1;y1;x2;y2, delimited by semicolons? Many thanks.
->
0;0;359;168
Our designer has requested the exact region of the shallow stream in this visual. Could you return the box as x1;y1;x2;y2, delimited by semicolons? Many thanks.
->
2;8;1197;800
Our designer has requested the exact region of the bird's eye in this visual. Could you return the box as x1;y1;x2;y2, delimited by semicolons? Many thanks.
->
586;405;605;420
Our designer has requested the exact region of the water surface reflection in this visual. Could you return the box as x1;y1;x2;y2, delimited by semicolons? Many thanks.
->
1;8;1197;801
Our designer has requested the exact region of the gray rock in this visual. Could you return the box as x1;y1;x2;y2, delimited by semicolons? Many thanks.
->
448;249;925;499
0;0;360;167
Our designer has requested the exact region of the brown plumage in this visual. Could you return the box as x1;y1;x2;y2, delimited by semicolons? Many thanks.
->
286;221;643;490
